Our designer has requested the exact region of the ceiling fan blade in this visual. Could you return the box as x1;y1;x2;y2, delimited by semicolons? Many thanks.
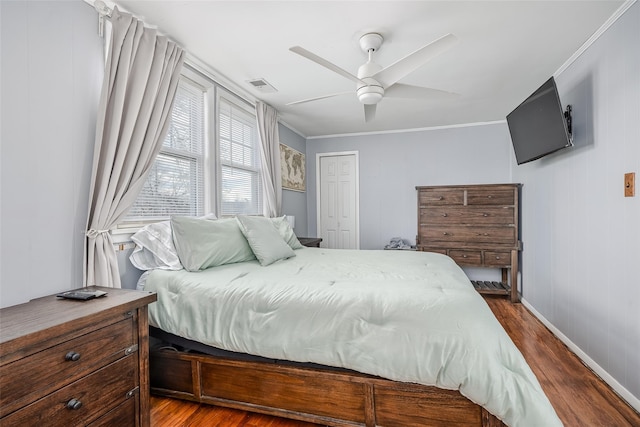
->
286;91;353;106
373;33;458;89
364;104;377;122
385;83;459;100
290;46;365;85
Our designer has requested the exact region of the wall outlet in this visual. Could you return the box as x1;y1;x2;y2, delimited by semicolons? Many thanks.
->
624;172;635;197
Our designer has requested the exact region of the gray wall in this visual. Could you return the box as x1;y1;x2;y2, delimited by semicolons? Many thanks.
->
1;1;102;307
279;123;308;236
305;124;513;249
512;2;640;404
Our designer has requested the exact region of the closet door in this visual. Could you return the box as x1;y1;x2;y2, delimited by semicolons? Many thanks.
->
318;153;359;249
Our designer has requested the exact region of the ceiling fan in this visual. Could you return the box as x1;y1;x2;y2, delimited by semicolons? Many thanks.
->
287;32;459;122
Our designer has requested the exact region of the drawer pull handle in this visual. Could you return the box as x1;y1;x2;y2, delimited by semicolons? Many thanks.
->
483;213;489;217
66;399;82;410
495;256;501;260
65;351;81;362
438;196;444;200
124;344;139;356
125;387;140;400
487;195;493;198
442;213;448;217
443;232;449;236
462;254;467;258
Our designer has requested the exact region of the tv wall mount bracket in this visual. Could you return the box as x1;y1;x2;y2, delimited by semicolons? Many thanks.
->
564;105;573;144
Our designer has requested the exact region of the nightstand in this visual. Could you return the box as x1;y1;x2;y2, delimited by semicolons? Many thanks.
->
0;287;157;426
298;237;322;248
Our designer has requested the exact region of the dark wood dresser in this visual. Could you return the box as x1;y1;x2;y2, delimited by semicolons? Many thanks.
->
416;184;521;302
0;286;157;426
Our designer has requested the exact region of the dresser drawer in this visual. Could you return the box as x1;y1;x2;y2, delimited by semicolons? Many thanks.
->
88;394;138;427
1;355;138;427
417;247;448;255
466;188;515;205
420;207;515;226
449;250;482;265
484;251;512;267
418;189;464;205
0;316;135;416
466;227;516;245
420;226;516;245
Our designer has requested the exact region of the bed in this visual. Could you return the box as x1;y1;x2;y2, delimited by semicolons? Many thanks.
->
132;215;562;427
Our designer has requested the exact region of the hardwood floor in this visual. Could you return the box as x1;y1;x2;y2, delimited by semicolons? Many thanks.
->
150;396;319;427
484;297;640;427
150;297;640;426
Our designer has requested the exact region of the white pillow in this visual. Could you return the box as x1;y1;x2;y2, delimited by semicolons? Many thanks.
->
129;213;216;270
130;221;181;270
237;216;296;266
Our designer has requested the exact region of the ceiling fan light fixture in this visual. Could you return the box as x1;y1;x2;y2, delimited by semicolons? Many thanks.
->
357;85;384;105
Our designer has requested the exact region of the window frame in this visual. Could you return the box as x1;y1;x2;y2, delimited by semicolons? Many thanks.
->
215;88;262;217
115;64;262;232
117;67;215;230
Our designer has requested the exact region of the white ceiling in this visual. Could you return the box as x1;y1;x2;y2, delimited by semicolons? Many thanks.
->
113;0;625;137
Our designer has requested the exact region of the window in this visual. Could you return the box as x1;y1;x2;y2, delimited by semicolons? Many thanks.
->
123;66;262;226
125;77;206;221
218;96;262;216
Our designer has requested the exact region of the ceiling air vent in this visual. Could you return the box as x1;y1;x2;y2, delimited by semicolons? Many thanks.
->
246;78;277;93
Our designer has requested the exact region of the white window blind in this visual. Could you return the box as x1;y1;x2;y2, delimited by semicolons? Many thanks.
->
219;97;262;216
126;78;205;221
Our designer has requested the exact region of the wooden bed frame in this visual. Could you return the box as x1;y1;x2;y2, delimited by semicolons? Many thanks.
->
149;330;506;427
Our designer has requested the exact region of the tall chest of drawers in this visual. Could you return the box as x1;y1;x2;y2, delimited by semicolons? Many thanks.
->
416;183;522;302
0;287;157;426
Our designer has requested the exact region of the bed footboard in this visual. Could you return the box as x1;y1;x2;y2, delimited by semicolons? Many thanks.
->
150;348;505;427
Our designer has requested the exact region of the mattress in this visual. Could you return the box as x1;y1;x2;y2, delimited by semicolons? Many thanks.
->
141;248;562;427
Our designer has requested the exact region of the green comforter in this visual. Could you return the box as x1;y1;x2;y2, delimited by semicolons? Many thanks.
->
143;248;562;427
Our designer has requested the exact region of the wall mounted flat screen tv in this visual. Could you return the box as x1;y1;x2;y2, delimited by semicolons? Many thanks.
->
507;77;573;165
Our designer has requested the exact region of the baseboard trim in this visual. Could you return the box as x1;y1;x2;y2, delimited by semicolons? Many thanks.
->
521;298;640;413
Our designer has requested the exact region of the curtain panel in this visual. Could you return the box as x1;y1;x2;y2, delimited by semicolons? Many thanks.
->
84;7;185;287
256;101;282;218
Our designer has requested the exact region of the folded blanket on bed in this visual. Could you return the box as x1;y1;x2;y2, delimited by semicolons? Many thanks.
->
142;248;562;427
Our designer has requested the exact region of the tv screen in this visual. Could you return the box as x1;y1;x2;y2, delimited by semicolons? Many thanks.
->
506;77;573;165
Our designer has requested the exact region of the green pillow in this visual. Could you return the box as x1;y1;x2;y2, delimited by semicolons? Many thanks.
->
271;216;304;249
171;216;256;271
236;216;296;266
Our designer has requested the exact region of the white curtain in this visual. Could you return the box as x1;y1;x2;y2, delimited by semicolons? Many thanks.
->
84;7;185;287
256;101;282;217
